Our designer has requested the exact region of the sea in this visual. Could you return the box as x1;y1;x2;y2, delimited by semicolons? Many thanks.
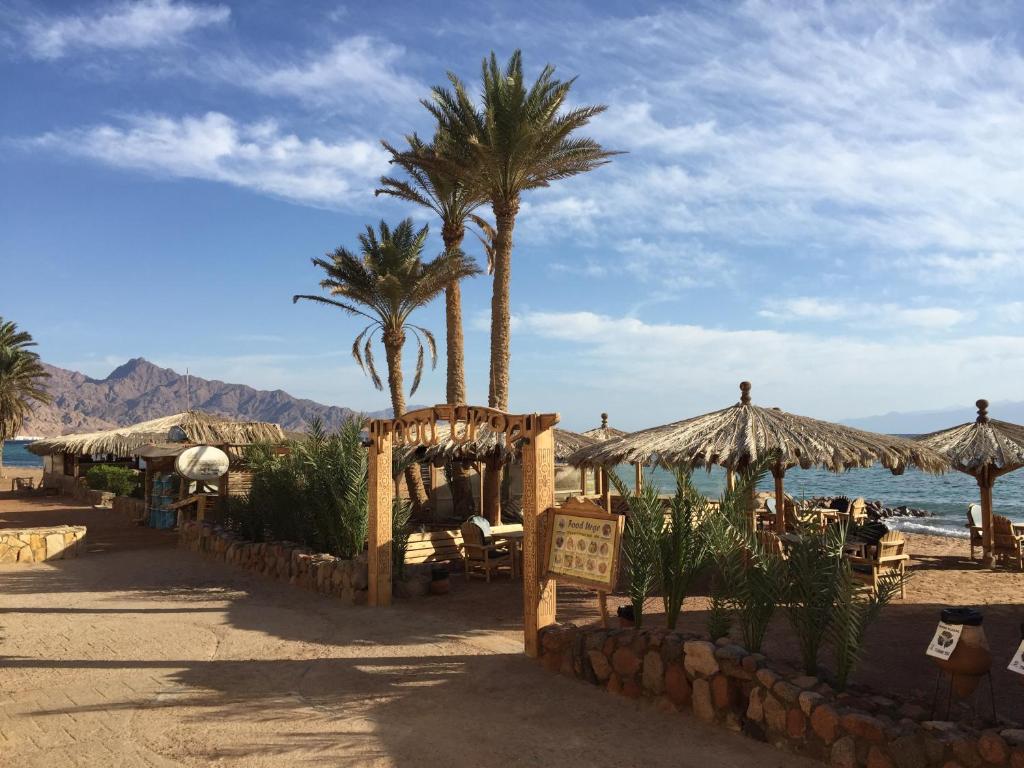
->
2;440;43;469
622;464;1024;539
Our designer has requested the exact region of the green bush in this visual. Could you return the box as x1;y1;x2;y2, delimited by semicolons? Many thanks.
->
659;468;707;630
226;417;368;559
85;464;141;497
609;470;664;629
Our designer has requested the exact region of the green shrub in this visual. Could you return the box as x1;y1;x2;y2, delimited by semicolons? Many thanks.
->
659;468;707;630
609;470;664;628
85;464;141;497
227;417;368;559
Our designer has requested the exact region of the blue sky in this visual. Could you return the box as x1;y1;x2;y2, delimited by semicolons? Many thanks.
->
2;0;1024;432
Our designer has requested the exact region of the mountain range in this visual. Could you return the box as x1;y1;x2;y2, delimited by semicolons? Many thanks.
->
21;358;375;437
841;400;1024;434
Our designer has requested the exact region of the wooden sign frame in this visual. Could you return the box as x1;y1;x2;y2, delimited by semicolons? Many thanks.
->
544;496;624;592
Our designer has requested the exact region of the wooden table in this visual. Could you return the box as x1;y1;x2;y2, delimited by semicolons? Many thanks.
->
490;531;524;578
13;477;35;491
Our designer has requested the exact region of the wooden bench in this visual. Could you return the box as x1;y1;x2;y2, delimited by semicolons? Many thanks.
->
404;523;524;566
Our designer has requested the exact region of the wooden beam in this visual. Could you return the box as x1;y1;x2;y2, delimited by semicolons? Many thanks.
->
773;466;786;534
367;425;393;607
978;468;995;567
521;424;556;657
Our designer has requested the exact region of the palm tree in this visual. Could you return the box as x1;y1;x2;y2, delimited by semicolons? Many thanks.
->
0;318;52;476
293;219;480;515
423;50;616;517
376;133;489;517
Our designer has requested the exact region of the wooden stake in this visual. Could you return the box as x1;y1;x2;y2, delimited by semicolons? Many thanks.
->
522;423;556;657
367;424;393;607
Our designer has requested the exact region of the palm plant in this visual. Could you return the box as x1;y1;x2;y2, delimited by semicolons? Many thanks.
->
703;455;786;652
423;50;616;516
377;134;488;518
660;468;708;630
294;219;480;514
783;517;848;675
609;471;664;628
0;318;51;475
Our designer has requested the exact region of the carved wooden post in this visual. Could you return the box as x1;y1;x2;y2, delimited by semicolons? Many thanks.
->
367;420;393;607
521;415;557;657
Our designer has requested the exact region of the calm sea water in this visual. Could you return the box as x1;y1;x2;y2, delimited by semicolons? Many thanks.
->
2;440;43;469
632;464;1024;539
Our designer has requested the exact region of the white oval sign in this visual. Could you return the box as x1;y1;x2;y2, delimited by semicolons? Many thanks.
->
175;445;230;481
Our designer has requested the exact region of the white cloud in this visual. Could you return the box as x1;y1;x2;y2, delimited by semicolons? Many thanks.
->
995;302;1024;323
760;298;847;321
760;297;967;330
27;112;389;208
510;310;1024;422
207;36;424;112
24;0;229;60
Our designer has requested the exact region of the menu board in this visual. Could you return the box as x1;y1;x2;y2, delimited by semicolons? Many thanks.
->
925;621;963;660
544;497;624;591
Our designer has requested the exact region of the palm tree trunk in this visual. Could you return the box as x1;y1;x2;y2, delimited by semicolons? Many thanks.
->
383;333;429;515
484;199;518;523
442;227;475;519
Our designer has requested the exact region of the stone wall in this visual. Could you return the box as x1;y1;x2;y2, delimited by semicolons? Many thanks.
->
179;521;370;604
40;472;115;507
112;496;146;522
0;526;87;563
538;624;1024;768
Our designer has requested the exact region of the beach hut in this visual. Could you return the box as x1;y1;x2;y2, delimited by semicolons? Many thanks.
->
418;425;598;523
568;381;948;529
918;400;1024;566
28;411;286;517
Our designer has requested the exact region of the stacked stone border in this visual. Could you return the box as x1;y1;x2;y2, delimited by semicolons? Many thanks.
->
538;624;1024;768
180;521;370;604
0;526;87;563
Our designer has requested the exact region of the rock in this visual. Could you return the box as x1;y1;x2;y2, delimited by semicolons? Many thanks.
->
622;679;642;699
714;644;746;662
951;737;983;768
606;672;622;696
774;681;802;704
756;668;780;688
978;732;1009;765
890;734;928;768
747;687;765;723
792;675;819;689
924;722;961;734
812;704;841;744
1011;749;1024;768
831;736;857;768
788;708;807;739
900;703;928;722
692;678;715;722
764;693;788;733
642;651;664;694
588;650;612;682
612;647;640;678
868;746;896;768
664;662;691;707
711;674;735;710
742;653;766;672
683;641;720;677
661;634;683;662
842;712;887;742
799;690;825;716
1002;732;1024;749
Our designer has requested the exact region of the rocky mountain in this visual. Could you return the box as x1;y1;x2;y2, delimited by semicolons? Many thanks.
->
22;358;373;437
841;400;1024;435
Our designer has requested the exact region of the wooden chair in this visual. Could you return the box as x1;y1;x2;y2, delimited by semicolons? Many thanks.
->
847;530;909;599
993;514;1024;570
755;530;786;558
460;517;514;582
849;498;868;525
966;503;984;561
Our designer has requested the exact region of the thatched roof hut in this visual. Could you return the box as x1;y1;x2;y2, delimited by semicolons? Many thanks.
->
28;411;285;458
581;413;628;443
918;399;1024;565
569;381;948;531
418;423;596;464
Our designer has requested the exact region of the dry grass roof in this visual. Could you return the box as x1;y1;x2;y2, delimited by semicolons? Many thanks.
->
581;412;628;442
28;411;285;457
418;424;596;464
569;382;949;475
917;400;1024;474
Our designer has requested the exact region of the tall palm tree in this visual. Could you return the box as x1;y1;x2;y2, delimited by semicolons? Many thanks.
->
293;219;480;515
0;318;52;476
376;133;489;517
423;50;616;518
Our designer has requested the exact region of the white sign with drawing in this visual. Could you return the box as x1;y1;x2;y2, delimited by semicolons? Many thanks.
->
1008;639;1024;676
926;622;964;660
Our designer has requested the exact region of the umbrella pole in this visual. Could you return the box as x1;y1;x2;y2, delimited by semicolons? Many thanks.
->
772;466;786;534
601;467;612;513
726;469;735;493
978;468;995;567
634;462;643;493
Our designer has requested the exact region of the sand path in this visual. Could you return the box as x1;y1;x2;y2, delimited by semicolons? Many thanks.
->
0;495;812;767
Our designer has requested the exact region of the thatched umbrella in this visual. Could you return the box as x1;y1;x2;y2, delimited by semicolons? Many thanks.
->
581;412;631;496
918;400;1024;566
582;412;628;442
569;381;949;530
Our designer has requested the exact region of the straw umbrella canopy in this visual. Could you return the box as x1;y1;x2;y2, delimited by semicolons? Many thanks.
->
568;381;949;530
581;413;631;496
582;412;628;442
918;400;1024;566
418;424;596;464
